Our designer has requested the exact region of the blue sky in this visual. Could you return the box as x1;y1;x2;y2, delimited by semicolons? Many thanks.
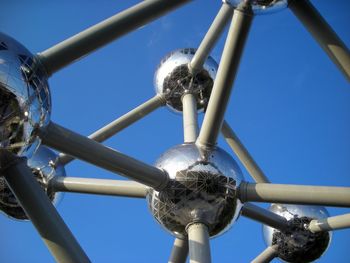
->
1;0;350;262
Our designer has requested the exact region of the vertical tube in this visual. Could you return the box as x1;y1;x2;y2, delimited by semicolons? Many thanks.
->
182;93;199;143
168;238;189;263
197;8;253;147
0;150;90;263
187;223;211;263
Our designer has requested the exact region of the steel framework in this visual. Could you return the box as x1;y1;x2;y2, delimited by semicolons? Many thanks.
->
1;0;349;262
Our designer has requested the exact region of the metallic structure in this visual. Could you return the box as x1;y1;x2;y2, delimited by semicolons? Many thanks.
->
0;0;349;262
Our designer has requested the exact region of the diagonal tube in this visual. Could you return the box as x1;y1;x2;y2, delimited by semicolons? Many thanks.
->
187;223;211;263
182;93;199;143
39;122;168;191
37;0;191;76
59;95;165;165
197;7;253;147
241;203;288;231
221;121;270;183
251;245;278;263
238;182;350;207
50;176;148;198
308;213;350;233
189;3;234;73
168;238;189;263
289;0;350;82
0;150;90;263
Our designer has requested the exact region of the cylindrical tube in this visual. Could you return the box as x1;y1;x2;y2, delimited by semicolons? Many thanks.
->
187;223;211;263
0;150;90;263
40;122;168;190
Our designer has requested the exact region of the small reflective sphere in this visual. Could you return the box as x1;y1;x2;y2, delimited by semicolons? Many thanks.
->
263;204;331;262
0;32;51;157
0;146;64;220
154;48;218;112
224;0;288;14
147;143;244;239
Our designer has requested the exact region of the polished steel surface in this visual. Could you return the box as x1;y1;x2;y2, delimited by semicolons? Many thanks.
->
147;143;243;239
263;204;331;262
154;48;218;112
0;146;64;220
223;0;288;14
0;32;51;157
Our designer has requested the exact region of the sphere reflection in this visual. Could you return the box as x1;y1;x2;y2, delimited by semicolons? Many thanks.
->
154;48;218;112
147;143;243;239
0;146;65;220
0;32;51;157
263;204;331;262
224;0;288;14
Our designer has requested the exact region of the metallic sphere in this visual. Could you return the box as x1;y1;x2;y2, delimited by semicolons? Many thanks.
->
0;146;65;220
224;0;288;14
0;32;51;157
147;143;244;239
263;204;331;262
154;48;218;112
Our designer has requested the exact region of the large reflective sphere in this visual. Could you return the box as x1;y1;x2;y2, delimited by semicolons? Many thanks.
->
154;48;218;112
0;32;51;157
224;0;288;14
147;143;244;239
0;146;64;220
263;204;331;262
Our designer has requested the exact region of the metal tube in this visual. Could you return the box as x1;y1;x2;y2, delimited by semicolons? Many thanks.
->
308;213;350;233
241;203;288;231
251;245;278;263
39;122;168;191
0;150;90;263
189;3;233;73
50;176;147;198
289;0;350;82
168;238;189;263
239;182;350;207
58;95;165;165
187;223;211;263
37;0;191;75
182;93;199;143
197;8;253;147
221;121;270;183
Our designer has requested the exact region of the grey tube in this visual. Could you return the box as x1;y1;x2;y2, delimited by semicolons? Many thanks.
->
239;182;350;207
37;0;191;75
182;93;199;143
59;95;165;165
0;150;90;263
50;176;147;198
289;0;350;82
189;3;233;73
40;122;168;190
308;213;350;233
221;121;270;183
197;8;253;147
241;203;288;231
168;238;189;263
251;245;278;263
187;223;211;263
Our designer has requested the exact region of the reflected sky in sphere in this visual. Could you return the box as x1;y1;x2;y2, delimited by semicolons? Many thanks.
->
0;32;51;158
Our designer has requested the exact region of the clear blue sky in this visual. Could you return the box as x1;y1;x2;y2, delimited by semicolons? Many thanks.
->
1;0;349;262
